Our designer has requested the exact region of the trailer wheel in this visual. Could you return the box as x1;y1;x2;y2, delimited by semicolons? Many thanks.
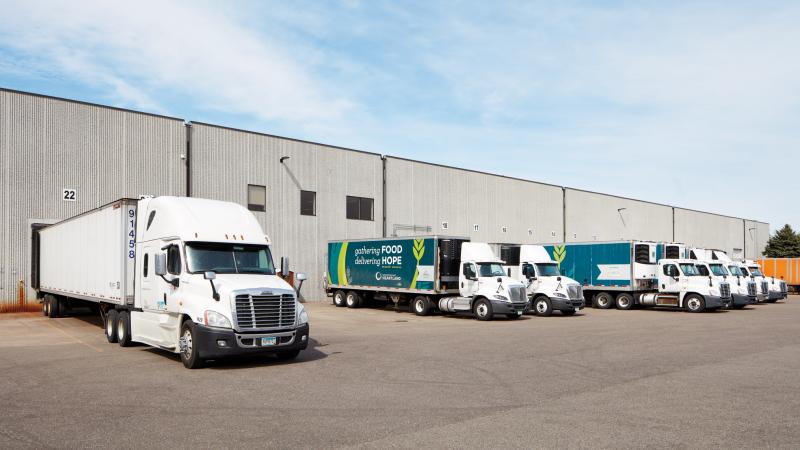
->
180;321;204;369
105;309;118;343
345;291;362;308
473;298;493;321
117;311;132;347
42;297;50;317
412;296;432;316
594;292;613;309
685;294;705;313
533;296;552;317
333;290;347;307
47;295;60;318
615;293;634;310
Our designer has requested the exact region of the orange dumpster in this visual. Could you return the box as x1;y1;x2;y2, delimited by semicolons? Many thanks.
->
757;258;800;289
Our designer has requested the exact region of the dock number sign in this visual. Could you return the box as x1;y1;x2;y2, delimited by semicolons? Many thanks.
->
62;188;77;201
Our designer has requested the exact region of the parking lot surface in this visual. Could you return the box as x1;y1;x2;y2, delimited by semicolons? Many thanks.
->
1;297;799;449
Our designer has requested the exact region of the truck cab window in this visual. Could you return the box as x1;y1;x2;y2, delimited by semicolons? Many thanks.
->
696;265;709;276
143;253;149;277
167;245;182;275
462;263;476;279
663;264;679;277
522;263;534;278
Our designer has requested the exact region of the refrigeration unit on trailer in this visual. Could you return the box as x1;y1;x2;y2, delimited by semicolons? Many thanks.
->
694;261;756;309
541;241;730;312
34;197;310;369
495;244;585;316
324;237;529;320
657;243;687;260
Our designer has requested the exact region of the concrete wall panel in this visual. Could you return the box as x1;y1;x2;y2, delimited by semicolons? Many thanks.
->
674;209;745;257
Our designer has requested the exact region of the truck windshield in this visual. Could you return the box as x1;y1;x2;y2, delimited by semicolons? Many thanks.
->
535;263;561;277
709;264;728;277
695;265;710;276
679;263;701;276
748;267;763;276
185;242;276;275
728;265;743;276
477;263;505;277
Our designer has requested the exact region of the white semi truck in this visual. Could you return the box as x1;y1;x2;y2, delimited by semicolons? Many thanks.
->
497;244;585;316
325;237;529;320
693;261;756;308
34;197;310;368
742;260;788;303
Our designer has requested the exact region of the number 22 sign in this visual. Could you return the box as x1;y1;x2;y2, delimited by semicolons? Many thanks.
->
62;188;77;201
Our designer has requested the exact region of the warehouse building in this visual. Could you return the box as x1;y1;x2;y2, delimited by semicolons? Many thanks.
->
0;88;770;310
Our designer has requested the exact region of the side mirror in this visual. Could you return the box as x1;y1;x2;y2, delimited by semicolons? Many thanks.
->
280;256;290;275
296;273;307;281
154;253;167;276
497;277;502;283
204;271;216;280
507;268;512;277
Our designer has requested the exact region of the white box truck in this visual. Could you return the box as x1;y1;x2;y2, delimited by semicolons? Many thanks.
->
34;197;310;368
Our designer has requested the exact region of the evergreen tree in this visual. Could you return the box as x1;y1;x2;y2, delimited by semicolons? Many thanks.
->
763;224;800;257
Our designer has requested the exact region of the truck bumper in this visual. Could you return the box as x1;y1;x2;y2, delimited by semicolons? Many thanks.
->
768;292;786;301
551;297;585;311
490;300;529;316
731;293;756;307
704;295;729;309
194;323;310;360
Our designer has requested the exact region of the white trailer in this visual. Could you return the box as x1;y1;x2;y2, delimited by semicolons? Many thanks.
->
34;197;310;368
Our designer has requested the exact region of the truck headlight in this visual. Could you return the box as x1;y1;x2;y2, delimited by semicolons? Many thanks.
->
552;292;567;298
297;302;309;325
493;295;509;302
204;310;232;329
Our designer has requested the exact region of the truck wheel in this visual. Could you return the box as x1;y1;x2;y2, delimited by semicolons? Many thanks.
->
275;350;301;361
47;295;60;318
105;309;118;343
345;291;362;308
117;311;132;347
685;294;705;313
473;298;493;321
533;296;552;317
615;293;634;310
180;321;204;369
333;290;346;307
594;292;613;309
412;296;431;316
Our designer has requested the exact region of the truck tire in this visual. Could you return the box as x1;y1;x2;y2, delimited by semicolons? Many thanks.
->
117;311;132;347
105;309;118;343
345;291;362;308
333;290;346;307
473;298;493;321
533;296;552;317
684;294;705;313
42;298;49;316
47;295;60;318
412;296;432;316
594;292;613;309
615;293;634;310
275;350;301;361
180;321;204;369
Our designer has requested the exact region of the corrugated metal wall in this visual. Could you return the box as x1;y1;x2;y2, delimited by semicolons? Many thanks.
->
189;123;384;301
0;90;186;310
744;220;769;260
564;189;674;242
384;157;564;244
674;209;746;256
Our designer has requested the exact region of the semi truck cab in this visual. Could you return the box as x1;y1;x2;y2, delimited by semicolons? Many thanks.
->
450;243;529;320
743;261;787;302
695;261;756;308
638;259;732;312
504;245;585;316
131;197;309;368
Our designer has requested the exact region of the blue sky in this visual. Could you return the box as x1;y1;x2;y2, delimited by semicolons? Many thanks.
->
1;0;798;231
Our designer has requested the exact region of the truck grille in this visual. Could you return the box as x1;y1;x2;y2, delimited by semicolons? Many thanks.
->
234;294;296;330
761;281;769;294
747;282;757;297
567;285;583;300
509;286;527;304
719;282;731;299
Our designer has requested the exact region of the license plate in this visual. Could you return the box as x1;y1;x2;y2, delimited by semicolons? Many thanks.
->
517;310;522;316
261;337;276;346
574;307;581;312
